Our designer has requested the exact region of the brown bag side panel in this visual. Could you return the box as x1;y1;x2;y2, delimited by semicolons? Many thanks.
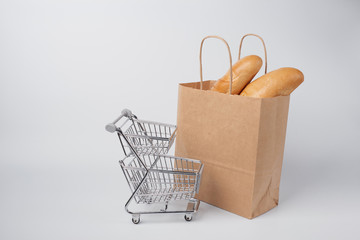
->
251;96;290;218
197;162;255;219
175;82;262;171
175;82;263;218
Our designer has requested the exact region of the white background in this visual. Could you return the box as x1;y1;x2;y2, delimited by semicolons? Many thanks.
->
1;0;360;239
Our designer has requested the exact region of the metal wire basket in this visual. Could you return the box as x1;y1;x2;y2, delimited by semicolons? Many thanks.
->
106;109;204;224
122;118;177;155
107;109;176;155
121;154;202;203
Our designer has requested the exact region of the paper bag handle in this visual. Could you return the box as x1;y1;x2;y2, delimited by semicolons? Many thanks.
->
199;35;233;94
238;33;268;74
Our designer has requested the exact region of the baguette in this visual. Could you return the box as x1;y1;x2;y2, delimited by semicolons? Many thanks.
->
240;67;304;98
211;55;262;95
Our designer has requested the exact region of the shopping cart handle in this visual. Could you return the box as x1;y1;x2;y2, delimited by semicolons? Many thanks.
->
105;109;133;133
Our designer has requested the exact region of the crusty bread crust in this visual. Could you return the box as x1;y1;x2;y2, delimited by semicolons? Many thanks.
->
240;67;304;98
211;55;262;95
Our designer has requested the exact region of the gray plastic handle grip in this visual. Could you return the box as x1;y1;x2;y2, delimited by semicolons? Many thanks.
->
105;109;133;133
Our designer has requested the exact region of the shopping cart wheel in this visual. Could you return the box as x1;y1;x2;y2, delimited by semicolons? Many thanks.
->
132;215;140;224
184;214;192;222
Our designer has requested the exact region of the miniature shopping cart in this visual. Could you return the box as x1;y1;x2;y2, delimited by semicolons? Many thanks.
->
105;109;204;224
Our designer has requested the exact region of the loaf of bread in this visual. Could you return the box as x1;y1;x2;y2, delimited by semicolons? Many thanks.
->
211;55;262;95
240;67;304;98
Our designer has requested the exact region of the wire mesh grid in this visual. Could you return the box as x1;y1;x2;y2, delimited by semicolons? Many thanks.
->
122;118;176;155
120;154;202;204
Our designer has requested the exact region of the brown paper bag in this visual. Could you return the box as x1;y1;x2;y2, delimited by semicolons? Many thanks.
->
175;35;290;219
